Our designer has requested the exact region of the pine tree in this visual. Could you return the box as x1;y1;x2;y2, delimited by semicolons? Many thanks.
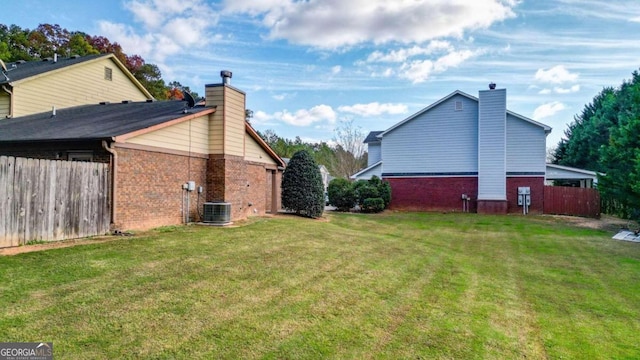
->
281;150;325;218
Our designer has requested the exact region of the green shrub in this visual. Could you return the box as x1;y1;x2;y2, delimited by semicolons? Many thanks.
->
328;178;356;211
362;198;385;213
281;150;324;218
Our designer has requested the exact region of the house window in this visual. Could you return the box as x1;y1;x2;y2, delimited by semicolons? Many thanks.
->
104;67;113;81
68;152;93;162
455;101;463;111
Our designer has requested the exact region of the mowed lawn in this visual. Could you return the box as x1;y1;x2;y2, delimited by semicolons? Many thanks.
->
1;212;639;359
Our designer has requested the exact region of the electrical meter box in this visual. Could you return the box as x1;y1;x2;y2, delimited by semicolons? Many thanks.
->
517;187;531;206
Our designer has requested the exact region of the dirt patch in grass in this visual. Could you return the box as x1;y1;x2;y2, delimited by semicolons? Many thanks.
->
0;236;128;256
543;214;637;232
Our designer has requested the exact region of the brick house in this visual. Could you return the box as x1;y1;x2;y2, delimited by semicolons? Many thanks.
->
352;85;553;214
0;69;284;230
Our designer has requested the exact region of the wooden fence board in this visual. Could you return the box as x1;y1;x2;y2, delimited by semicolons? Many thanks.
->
0;156;110;248
544;186;600;218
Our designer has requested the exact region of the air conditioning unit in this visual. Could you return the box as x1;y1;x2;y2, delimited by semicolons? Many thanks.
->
203;202;231;225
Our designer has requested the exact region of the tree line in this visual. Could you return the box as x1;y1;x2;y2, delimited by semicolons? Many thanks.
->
257;119;368;179
552;68;640;219
0;23;196;99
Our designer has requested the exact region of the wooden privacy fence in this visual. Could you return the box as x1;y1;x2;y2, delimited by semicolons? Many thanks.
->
543;186;600;218
0;156;111;248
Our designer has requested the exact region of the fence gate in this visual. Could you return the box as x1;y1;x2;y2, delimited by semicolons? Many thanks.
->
0;156;111;248
543;186;600;218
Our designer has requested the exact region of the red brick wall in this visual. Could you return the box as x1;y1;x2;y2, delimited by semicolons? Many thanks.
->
116;147;207;230
506;177;544;214
206;154;281;221
386;176;545;214
386;177;478;212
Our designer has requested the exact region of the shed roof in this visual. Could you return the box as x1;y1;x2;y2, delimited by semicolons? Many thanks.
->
0;100;212;142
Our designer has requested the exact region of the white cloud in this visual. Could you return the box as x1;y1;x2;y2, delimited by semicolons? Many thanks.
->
223;0;517;49
255;105;337;126
399;49;481;83
554;84;580;94
533;101;566;120
366;41;453;63
331;65;342;75
534;65;579;84
538;88;552;95
338;102;408;117
99;0;218;62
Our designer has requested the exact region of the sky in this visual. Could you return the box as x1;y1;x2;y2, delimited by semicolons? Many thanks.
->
2;0;640;151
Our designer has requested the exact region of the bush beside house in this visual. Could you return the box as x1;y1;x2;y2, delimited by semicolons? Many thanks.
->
328;176;391;213
281;150;325;218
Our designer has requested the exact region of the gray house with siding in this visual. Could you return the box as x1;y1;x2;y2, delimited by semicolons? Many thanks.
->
352;85;552;214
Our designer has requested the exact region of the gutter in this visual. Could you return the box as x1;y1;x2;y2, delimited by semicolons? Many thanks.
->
1;85;13;118
102;140;118;228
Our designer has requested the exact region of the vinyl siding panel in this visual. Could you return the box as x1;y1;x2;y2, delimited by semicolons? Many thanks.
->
506;115;546;174
478;89;506;200
126;116;209;154
354;163;382;180
245;133;277;165
206;86;224;154
382;94;478;175
0;92;8;119
12;58;149;117
367;142;381;166
224;89;245;157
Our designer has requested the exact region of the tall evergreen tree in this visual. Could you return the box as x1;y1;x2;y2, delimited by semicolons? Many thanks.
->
281;150;324;218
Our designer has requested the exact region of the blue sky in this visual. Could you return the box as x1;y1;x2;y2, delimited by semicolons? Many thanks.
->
2;0;640;151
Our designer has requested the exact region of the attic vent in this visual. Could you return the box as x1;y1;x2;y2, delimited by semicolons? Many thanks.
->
203;202;231;225
121;100;131;104
42;57;53;62
99;101;110;105
70;54;80;59
455;101;463;111
15;60;26;65
104;67;112;81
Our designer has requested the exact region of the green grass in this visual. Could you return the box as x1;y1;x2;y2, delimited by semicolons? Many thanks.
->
1;212;639;359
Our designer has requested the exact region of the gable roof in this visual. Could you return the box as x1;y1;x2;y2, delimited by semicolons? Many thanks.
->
364;131;383;143
245;122;286;168
0;53;153;99
379;90;552;138
0;100;212;142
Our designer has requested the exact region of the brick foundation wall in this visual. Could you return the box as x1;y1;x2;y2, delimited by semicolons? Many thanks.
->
477;200;508;214
506;177;544;214
386;176;545;215
386;177;478;212
116;147;207;230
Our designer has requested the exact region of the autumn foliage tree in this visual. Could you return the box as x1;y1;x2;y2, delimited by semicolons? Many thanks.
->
0;23;186;100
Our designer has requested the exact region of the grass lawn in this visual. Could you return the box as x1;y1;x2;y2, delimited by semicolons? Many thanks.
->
1;212;639;359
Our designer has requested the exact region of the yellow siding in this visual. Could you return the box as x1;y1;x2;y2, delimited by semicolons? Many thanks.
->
12;57;150;117
0;92;9;119
207;86;224;154
224;88;245;157
125;116;210;154
245;133;277;165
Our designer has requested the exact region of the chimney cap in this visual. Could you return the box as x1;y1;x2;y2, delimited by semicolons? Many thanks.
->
220;70;232;78
489;82;496;90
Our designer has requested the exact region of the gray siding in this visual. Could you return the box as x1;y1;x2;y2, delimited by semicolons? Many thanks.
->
367;142;381;166
353;162;382;180
478;89;506;200
506;114;546;174
381;94;478;175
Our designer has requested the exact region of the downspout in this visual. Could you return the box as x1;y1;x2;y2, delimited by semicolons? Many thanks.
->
2;85;13;118
102;140;118;228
